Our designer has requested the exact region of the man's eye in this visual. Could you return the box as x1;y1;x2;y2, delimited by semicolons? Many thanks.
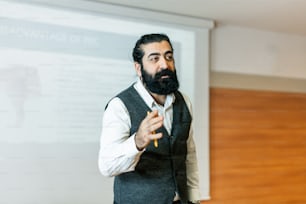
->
149;56;159;62
165;54;173;61
166;55;173;60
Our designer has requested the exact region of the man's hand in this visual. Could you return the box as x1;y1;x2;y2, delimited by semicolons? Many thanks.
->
135;110;163;150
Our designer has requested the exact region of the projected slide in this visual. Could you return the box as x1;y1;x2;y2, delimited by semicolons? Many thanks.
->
0;8;136;143
0;1;210;203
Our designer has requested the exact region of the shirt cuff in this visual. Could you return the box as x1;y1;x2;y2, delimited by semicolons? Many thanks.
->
127;133;145;156
188;188;201;202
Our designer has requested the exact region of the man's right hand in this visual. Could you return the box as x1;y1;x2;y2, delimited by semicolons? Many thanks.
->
134;110;163;151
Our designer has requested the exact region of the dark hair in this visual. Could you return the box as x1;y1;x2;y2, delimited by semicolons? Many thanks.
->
132;33;173;64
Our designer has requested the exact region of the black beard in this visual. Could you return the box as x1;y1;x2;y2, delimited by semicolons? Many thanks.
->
141;67;179;95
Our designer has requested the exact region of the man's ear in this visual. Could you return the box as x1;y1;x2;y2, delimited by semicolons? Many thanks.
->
134;62;141;77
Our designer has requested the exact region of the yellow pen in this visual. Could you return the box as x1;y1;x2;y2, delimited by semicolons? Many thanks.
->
147;111;158;148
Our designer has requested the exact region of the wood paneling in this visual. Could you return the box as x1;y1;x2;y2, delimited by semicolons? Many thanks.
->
202;88;306;204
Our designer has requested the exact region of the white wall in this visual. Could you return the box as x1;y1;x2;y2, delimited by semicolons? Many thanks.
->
211;24;306;80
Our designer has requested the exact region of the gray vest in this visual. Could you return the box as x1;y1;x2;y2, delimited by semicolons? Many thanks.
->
112;85;192;204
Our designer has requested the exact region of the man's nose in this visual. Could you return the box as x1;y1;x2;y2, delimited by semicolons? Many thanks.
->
159;56;170;70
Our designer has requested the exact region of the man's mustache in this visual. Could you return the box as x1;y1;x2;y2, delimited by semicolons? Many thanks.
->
154;69;176;79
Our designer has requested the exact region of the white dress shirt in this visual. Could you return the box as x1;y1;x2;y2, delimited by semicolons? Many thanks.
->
98;78;201;201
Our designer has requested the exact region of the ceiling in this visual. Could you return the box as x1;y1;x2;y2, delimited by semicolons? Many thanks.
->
94;0;306;36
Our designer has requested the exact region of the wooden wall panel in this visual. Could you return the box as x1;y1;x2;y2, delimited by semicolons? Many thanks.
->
202;88;306;204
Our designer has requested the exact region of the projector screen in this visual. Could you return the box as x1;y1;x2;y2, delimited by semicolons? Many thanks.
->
0;1;211;203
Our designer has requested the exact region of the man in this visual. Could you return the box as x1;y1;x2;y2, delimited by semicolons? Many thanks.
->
98;33;201;204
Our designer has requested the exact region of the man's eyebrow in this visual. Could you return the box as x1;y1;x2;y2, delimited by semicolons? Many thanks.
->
147;52;161;58
165;50;173;55
147;50;173;58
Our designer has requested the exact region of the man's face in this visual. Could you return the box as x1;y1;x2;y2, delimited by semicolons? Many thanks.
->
136;41;179;95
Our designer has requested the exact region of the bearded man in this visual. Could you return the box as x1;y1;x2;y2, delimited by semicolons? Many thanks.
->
98;33;201;204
